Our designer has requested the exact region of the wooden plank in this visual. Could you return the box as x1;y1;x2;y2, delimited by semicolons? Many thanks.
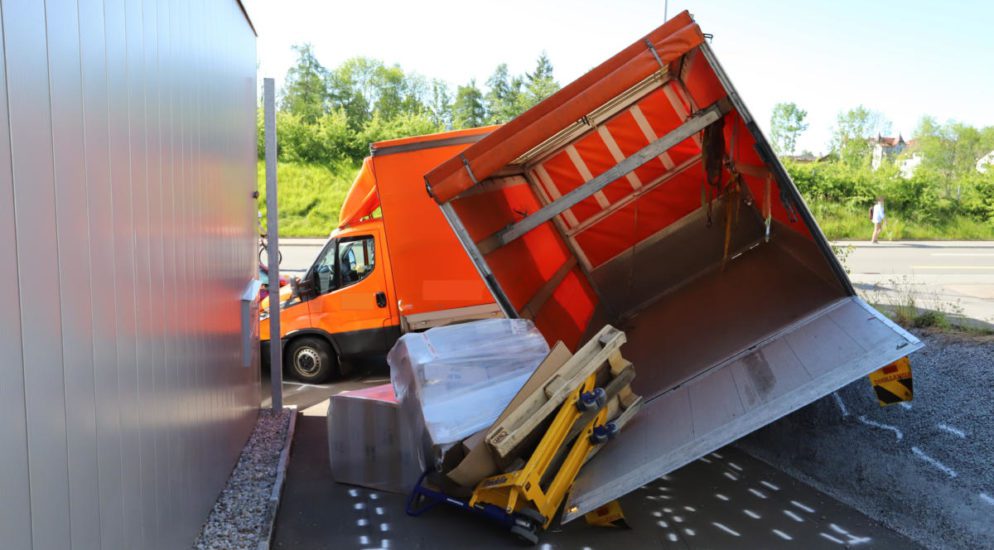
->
486;325;627;459
476;98;730;255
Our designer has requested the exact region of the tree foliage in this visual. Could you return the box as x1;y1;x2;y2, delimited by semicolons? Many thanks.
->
769;102;809;155
830;105;891;167
262;46;561;164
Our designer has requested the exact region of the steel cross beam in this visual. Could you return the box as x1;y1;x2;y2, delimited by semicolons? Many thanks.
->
476;98;731;255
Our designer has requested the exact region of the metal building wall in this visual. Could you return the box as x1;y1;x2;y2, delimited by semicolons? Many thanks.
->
0;1;259;549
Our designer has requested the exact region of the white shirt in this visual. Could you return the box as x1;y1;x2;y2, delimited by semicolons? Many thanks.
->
872;203;885;224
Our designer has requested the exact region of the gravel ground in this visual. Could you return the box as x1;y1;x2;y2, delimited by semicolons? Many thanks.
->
194;408;294;550
738;330;994;550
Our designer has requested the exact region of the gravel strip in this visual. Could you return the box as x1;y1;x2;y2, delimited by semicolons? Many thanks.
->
195;408;294;550
738;330;994;549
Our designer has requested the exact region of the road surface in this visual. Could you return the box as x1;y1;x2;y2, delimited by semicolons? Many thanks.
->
838;240;994;326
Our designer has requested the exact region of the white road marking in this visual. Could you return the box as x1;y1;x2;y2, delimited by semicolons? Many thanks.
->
370;493;380;500
820;533;845;544
760;480;780;491
743;509;761;519
657;520;669;528
790;500;816;513
672;515;684;523
783;510;804;522
699;457;713;464
359;535;369;545
773;529;793;541
931;253;994;257
723;471;739;481
379;523;389;532
980;493;994;506
728;462;743;472
684;528;696;537
900;402;913;410
712;522;741;537
354;503;365;510
715;493;730;501
667;533;679;542
832;393;849;417
663;507;673;513
684;506;696;512
912;265;994;270
375;507;384;515
659;495;672;500
540;544;552;550
937;423;968;438
748;488;768;499
357;519;368;526
858;415;904;441
711;452;725;459
652;511;663;517
829;524;873;545
348;489;359;497
911;447;958;478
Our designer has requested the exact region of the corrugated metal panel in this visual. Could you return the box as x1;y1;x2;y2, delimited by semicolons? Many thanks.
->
0;0;258;548
0;7;32;549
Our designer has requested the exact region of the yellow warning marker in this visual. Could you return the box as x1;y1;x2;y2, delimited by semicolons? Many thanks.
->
584;500;629;528
868;357;913;406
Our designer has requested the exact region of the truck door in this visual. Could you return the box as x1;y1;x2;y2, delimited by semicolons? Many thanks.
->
306;229;396;357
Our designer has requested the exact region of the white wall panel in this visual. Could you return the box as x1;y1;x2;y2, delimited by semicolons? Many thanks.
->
0;1;258;548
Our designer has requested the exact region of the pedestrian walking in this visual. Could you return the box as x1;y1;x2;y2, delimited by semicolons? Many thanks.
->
870;197;886;243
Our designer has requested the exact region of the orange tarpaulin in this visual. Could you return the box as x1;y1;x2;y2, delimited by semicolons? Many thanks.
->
338;157;378;228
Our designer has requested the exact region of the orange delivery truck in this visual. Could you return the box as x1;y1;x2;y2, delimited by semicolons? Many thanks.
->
260;127;503;382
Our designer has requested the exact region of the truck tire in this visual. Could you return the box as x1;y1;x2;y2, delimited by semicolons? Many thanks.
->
285;336;337;384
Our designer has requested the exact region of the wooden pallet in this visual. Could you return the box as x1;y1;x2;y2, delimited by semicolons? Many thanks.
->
485;325;631;461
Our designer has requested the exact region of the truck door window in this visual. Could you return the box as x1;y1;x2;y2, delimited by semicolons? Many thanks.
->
312;241;337;295
338;237;375;287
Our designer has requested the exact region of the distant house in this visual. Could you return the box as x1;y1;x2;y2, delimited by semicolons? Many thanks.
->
783;151;818;163
978;150;994;174
869;134;909;170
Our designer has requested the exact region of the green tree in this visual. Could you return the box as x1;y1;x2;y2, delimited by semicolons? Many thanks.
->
427;79;453;129
831;105;890;167
282;44;329;124
484;63;523;124
769;102;809;155
452;80;486;129
327;57;380;130
519;52;560;111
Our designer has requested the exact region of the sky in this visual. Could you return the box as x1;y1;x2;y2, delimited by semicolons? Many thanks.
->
241;0;994;155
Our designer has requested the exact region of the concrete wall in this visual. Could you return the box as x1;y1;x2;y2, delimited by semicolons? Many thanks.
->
0;1;259;549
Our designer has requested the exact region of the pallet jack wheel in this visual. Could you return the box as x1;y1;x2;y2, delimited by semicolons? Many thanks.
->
516;507;547;526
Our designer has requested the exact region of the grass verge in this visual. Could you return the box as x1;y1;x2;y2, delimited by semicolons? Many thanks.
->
257;160;360;237
809;201;994;240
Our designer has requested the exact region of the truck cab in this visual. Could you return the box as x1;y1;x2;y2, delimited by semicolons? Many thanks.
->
262;127;502;382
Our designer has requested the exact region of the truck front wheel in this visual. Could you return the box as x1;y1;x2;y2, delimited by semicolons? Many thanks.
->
285;336;337;384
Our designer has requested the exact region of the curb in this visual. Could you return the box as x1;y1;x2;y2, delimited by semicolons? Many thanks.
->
258;406;298;550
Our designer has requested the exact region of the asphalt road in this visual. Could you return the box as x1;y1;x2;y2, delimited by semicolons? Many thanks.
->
838;240;994;326
740;331;994;549
275;414;917;549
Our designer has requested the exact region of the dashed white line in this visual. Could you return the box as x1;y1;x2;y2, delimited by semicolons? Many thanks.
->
743;509;761;519
783;510;804;522
760;480;780;491
667;532;678;542
379;523;389;532
354;503;365;510
773;529;793;541
653;511;663;517
684;506;696;512
790;500;816;513
832;393;849;416
348;488;359;497
723;471;739;481
712;522;741;537
657;520;669;528
715;493;730;501
911;446;958;478
857;415;904;441
711;452;725;459
357;519;368;526
748;488;768;499
728;462;743;472
672;515;684;523
699;457;713;464
937;423;968;438
684;528;696;536
820;533;845;544
980;493;994;506
359;535;370;545
375;507;384;516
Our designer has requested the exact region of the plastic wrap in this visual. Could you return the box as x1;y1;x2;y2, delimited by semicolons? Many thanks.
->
389;319;549;470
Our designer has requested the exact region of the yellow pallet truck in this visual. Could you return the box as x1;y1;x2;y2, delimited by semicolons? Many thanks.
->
406;327;641;545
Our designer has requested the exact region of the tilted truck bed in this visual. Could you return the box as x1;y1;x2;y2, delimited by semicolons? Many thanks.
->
424;11;921;522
